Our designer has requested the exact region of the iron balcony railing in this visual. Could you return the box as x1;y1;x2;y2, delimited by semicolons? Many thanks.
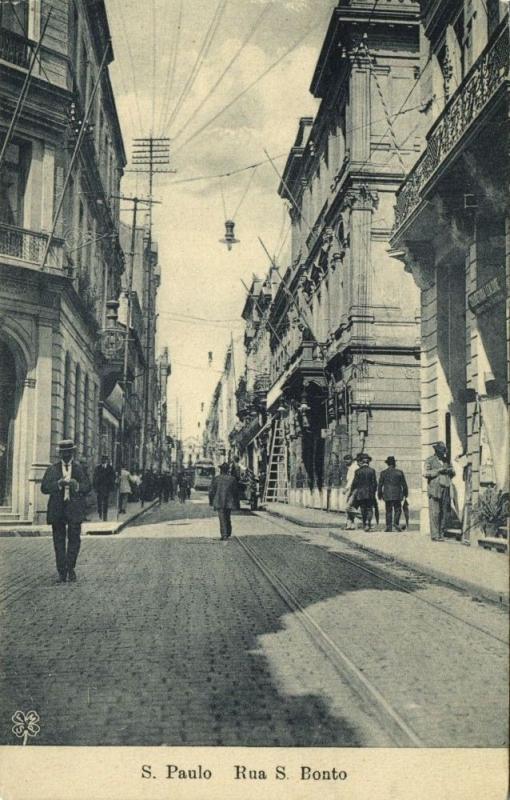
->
394;22;509;233
0;222;64;269
0;27;32;69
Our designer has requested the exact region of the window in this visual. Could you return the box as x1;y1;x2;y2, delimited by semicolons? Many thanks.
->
0;0;28;35
83;375;89;455
63;354;72;438
0;139;30;227
487;0;505;38
74;364;81;448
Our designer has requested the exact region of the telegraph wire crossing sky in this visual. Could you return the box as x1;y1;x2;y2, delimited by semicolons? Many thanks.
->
107;0;335;438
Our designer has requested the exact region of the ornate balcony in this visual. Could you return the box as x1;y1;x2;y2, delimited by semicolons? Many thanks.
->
0;222;64;270
394;22;509;233
0;27;32;69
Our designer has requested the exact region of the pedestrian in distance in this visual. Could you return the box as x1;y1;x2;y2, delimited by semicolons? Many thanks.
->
177;471;187;504
350;454;378;531
41;439;91;583
118;466;132;514
424;441;455;541
161;471;173;502
345;453;363;529
378;456;409;532
92;454;116;521
209;462;240;541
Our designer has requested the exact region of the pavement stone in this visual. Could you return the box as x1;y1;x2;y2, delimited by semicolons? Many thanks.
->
0;497;507;747
261;503;509;607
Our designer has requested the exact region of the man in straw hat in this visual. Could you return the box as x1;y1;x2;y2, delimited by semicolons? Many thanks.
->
41;439;91;582
424;441;455;541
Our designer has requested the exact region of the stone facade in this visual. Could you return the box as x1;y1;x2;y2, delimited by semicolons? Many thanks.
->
265;0;423;511
0;0;126;523
390;0;509;539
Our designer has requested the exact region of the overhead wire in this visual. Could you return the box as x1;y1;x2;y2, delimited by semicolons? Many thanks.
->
167;152;287;185
111;0;144;136
231;165;258;220
170;0;274;145
156;0;183;136
162;0;227;136
6;0;55;87
174;15;324;156
150;0;157;133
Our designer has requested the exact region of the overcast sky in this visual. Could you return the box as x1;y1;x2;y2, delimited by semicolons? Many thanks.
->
107;0;336;439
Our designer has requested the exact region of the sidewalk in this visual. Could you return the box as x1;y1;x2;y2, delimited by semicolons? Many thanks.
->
0;499;158;538
262;502;509;608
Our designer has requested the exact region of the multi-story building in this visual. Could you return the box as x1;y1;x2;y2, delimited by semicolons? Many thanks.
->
203;341;244;467
390;0;509;539
266;0;423;509
231;273;273;477
0;0;125;523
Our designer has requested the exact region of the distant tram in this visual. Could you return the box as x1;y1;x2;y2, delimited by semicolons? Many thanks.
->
193;459;216;491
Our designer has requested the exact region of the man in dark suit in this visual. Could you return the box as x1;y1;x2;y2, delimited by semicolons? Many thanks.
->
378;456;408;532
41;439;91;583
209;462;239;540
350;454;377;531
93;454;116;521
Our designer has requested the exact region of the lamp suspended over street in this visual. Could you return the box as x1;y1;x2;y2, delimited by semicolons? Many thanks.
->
220;219;239;251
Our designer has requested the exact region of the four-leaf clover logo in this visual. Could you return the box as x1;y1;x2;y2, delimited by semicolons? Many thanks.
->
11;710;40;745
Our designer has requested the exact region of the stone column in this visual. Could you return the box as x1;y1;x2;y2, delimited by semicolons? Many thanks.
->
30;320;54;524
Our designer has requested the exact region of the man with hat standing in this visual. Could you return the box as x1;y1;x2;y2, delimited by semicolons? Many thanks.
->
41;439;91;582
350;454;378;531
209;462;240;540
93;454;116;521
424;442;455;541
378;456;409;532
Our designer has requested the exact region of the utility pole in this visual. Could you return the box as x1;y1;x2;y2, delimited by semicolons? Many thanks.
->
129;137;175;478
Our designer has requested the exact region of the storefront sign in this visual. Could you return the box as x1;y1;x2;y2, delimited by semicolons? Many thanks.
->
468;276;505;315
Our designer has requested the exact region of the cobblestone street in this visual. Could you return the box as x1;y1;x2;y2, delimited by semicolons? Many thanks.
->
0;494;507;747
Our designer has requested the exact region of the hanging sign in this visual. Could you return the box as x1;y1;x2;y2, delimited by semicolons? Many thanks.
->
100;328;125;359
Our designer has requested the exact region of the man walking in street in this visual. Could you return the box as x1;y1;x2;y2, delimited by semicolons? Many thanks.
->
424;441;455;541
350;454;378;531
93;454;116;521
344;453;362;528
41;439;91;583
118;466;132;514
209;462;240;540
378;456;408;532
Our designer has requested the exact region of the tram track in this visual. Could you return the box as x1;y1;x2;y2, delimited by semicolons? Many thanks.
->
262;513;508;646
234;534;425;747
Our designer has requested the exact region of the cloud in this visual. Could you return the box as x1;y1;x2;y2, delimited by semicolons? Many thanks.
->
107;0;333;437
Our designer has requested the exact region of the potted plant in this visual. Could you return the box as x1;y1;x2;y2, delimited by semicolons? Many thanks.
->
473;487;509;536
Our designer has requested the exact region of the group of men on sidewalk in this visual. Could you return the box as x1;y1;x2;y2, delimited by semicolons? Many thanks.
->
343;453;409;533
343;442;455;539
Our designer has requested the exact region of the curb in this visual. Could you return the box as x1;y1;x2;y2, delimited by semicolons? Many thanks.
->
85;500;159;535
261;505;420;531
259;507;508;609
0;501;159;539
328;530;509;609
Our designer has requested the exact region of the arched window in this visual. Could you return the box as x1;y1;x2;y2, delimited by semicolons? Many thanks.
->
83;374;89;455
63;353;72;438
74;364;81;448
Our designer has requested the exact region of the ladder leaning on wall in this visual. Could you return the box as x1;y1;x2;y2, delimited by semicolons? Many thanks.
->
263;416;289;504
